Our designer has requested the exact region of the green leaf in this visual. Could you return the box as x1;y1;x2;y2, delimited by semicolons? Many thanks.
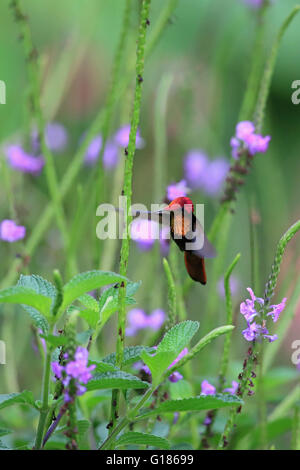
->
170;380;193;400
17;275;56;332
102;346;156;367
78;309;99;329
86;371;149;391
0;428;12;438
40;334;67;348
89;360;118;374
141;321;199;384
0;391;35;410
138;395;243;418
78;294;99;312
0;286;52;318
98;282;138;326
18;274;57;300
115;432;170;449
62;270;128;310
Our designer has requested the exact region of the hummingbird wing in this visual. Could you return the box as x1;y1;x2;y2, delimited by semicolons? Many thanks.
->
180;215;216;259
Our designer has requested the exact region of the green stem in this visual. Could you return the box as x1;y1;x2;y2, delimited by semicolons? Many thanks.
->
219;253;241;383
34;350;51;449
163;257;177;330
100;386;154;450
110;0;152;433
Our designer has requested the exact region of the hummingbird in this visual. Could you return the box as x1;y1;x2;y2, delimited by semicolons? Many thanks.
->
133;196;216;285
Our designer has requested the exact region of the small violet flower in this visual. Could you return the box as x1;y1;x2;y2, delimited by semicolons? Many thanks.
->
167;179;189;201
84;135;120;169
51;346;95;402
32;122;68;153
5;145;44;175
240;287;286;343
126;308;165;336
201;380;216;396
223;380;239;395
114;124;145;149
218;275;240;298
230;120;271;159
183;150;229;196
0;219;26;242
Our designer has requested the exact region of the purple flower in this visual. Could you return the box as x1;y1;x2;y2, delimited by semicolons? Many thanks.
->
223;380;239;395
240;288;287;343
240;287;263;323
114;124;145;149
236;121;255;140
184;150;208;189
167;179;189;201
126;309;148;336
168;371;183;383
159;226;170;257
126;308;166;336
247;134;271;156
202;158;230;195
131;219;159;251
103;140;119;169
0;219;26;242
183;150;229;196
267;298;287;323
230;121;271;159
201;380;216;396
32;122;68;153
51;346;95;402
5;145;44;174
147;309;165;331
84;135;102;165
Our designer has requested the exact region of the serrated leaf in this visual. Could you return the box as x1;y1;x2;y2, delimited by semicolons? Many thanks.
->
17;275;56;332
62;271;128;310
86;371;149;391
138;395;243;419
0;286;52;318
89;360;118;373
115;432;170;449
141;321;199;384
98;283;137;327
78;309;99;329
18;275;56;300
102;346;156;367
78;294;99;312
0;391;35;410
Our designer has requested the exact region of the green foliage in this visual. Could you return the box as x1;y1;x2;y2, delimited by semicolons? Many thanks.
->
138;395;243;418
0;391;35;410
86;371;150;391
103;345;156;367
62;271;128;310
141;321;199;385
115;431;170;449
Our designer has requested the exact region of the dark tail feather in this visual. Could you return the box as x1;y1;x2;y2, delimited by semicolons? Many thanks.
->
184;251;207;285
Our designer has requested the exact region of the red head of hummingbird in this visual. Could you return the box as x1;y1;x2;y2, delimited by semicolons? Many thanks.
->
158;196;216;285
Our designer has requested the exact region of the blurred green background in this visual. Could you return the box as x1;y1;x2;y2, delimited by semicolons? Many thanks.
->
0;0;299;443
